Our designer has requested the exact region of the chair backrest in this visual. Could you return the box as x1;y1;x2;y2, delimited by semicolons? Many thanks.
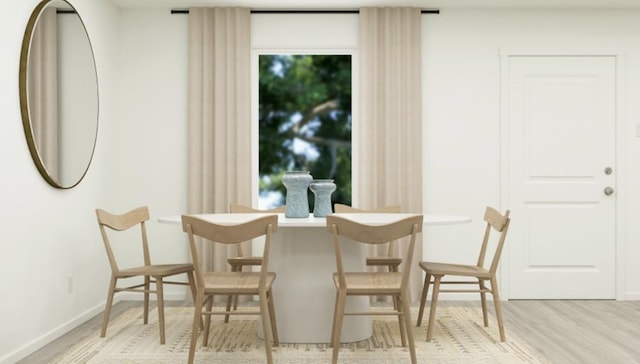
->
229;203;285;256
96;206;151;273
181;214;278;289
333;204;402;256
326;214;423;290
476;207;511;274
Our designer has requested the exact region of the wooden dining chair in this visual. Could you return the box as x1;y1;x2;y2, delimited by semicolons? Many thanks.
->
333;203;402;272
416;206;511;342
227;203;285;270
182;214;280;364
225;203;285;321
96;206;197;345
326;214;423;364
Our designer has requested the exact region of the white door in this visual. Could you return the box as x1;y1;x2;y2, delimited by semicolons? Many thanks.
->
506;55;617;299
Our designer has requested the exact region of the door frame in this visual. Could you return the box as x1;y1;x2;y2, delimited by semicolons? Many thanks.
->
499;49;627;300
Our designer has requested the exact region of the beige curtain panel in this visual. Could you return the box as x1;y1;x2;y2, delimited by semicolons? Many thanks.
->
187;8;252;274
358;7;424;302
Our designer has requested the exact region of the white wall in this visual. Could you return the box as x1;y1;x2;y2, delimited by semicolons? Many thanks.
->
0;0;119;362
114;8;191;269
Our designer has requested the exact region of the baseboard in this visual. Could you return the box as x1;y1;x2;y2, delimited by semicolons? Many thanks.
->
623;292;640;300
0;300;107;364
0;292;190;364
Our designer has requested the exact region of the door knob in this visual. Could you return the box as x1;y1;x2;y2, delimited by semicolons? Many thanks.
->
604;186;615;196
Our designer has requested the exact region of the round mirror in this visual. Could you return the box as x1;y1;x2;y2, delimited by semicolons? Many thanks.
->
19;0;99;189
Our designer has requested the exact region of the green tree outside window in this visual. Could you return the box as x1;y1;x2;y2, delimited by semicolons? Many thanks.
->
259;54;352;210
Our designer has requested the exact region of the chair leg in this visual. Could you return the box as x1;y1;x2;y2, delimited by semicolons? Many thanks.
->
400;290;417;364
267;289;279;346
143;276;150;324
232;290;240;311
100;276;117;337
224;297;233;324
390;264;400;313
332;290;347;364
329;292;340;348
416;273;431;326
224;298;233;324
426;275;442;342
490;277;506;342
186;271;198;304
188;292;204;364
156;276;166;345
186;271;204;330
225;265;239;323
395;295;407;347
202;296;214;346
258;290;274;364
479;279;489;327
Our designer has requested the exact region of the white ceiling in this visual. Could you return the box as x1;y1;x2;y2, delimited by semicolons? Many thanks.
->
110;0;640;9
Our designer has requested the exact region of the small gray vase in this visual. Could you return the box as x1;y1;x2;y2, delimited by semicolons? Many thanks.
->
310;179;336;217
282;171;313;218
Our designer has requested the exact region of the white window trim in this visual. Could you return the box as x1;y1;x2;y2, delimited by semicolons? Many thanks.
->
250;48;359;207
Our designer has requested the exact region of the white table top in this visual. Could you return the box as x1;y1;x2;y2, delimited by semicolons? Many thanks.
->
158;212;471;227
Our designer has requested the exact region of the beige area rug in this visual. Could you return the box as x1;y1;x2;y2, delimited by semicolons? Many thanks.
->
52;306;549;364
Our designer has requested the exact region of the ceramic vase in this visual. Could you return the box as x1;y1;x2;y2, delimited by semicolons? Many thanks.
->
310;179;336;217
282;171;313;218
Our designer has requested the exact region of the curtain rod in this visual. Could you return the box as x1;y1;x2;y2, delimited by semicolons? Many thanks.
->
170;9;439;15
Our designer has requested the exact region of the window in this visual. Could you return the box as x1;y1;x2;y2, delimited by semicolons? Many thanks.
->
258;54;352;209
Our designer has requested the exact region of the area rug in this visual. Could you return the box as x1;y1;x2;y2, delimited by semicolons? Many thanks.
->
52;306;549;363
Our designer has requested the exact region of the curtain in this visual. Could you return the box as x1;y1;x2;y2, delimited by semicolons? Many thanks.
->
28;7;58;180
358;7;424;302
187;8;252;275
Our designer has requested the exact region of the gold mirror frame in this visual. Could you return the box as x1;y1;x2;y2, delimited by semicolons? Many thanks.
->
19;0;99;189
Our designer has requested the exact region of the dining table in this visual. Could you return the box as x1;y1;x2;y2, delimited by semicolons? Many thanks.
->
158;212;471;344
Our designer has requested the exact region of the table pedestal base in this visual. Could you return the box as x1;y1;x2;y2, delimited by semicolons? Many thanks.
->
259;226;373;343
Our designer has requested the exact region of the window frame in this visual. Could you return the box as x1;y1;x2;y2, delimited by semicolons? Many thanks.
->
251;48;359;207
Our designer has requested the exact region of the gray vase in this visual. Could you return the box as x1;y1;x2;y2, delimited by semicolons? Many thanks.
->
310;179;336;217
282;171;313;218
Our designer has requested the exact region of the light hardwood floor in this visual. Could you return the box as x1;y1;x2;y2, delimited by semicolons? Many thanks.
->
17;300;640;363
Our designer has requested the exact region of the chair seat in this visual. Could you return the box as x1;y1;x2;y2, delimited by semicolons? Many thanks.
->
366;257;402;266
228;256;263;266
419;261;490;279
117;263;194;278
203;271;276;294
333;272;403;294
